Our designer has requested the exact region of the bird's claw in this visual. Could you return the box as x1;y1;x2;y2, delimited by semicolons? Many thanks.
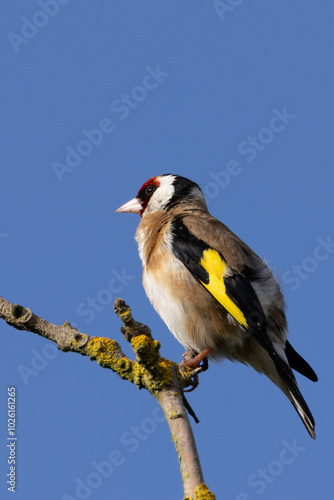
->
179;349;211;392
179;347;212;369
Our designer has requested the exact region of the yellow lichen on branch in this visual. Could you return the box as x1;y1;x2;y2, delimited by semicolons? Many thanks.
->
86;337;133;379
184;483;216;500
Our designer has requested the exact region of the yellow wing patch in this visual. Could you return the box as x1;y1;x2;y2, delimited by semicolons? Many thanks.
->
200;248;248;329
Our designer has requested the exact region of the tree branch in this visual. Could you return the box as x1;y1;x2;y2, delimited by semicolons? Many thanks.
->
0;295;215;499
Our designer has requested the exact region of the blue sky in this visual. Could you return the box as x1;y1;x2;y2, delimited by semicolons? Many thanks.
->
1;1;333;499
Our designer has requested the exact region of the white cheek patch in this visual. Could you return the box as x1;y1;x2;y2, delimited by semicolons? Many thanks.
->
145;175;175;213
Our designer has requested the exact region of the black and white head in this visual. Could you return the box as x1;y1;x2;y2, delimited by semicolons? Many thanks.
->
116;174;207;216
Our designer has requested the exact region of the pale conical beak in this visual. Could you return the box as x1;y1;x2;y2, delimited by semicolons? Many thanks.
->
115;197;142;214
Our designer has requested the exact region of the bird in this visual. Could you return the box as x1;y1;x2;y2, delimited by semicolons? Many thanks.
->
116;174;318;439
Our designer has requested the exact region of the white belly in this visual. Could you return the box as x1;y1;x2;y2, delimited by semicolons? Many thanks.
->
143;269;194;349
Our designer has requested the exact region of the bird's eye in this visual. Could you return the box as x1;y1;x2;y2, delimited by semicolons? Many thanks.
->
146;186;155;195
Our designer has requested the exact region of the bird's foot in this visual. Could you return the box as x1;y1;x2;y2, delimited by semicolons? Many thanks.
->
183;373;199;392
179;348;212;392
180;347;212;369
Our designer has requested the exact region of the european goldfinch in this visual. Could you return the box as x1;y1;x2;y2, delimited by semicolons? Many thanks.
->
116;174;317;439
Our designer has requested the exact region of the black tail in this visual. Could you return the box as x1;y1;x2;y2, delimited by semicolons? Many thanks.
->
253;330;317;439
285;341;318;382
276;354;316;439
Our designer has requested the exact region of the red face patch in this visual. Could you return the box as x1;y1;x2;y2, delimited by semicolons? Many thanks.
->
137;176;160;216
137;176;160;196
